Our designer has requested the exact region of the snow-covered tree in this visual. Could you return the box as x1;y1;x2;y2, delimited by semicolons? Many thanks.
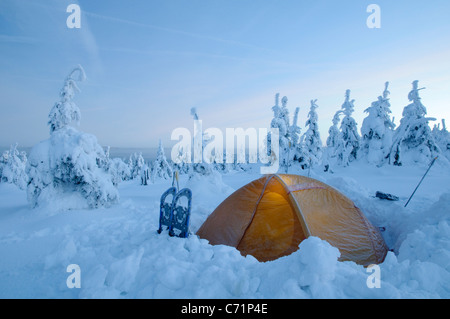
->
327;111;343;151
288;105;309;170
389;81;440;166
151;139;173;182
336;90;360;166
172;143;190;175
47;65;85;133
0;151;7;182
140;163;150;185
98;146;131;185
433;119;450;161
26;66;119;210
301;99;323;166
189;107;214;178
361;82;396;166
266;94;279;157
323;110;343;172
128;152;145;179
268;94;291;172
289;107;301;147
109;157;131;185
0;144;28;190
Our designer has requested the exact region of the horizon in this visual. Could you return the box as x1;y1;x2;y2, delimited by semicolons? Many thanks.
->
1;0;450;149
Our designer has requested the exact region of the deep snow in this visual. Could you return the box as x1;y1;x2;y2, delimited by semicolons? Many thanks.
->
0;160;449;299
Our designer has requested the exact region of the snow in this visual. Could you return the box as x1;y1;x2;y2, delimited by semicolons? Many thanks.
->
1;160;449;299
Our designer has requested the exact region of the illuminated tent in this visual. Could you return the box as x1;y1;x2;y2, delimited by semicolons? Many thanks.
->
197;174;388;265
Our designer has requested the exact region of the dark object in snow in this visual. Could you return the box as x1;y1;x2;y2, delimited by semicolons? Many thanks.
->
405;156;438;208
375;191;399;201
157;186;192;238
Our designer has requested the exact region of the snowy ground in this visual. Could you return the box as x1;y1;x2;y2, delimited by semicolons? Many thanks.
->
0;161;449;299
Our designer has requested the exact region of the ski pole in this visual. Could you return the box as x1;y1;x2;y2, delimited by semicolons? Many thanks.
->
404;156;438;207
172;170;180;191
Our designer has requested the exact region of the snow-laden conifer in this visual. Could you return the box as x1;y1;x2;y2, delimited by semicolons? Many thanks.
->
361;82;395;165
389;81;440;166
26;66;119;210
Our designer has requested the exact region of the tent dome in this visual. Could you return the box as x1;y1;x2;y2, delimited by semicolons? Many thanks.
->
197;174;388;265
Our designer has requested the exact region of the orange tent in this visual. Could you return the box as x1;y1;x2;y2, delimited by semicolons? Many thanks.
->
196;174;388;265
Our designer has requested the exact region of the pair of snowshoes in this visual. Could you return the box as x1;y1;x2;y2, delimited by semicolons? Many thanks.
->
158;187;192;238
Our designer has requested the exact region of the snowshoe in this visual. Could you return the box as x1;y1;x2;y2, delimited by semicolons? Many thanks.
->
169;188;192;238
158;187;177;234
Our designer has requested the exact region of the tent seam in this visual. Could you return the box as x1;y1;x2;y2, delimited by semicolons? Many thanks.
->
274;175;312;238
236;175;275;249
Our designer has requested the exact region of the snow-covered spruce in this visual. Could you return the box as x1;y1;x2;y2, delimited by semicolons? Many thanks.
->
289;106;301;149
335;89;361;167
128;152;145;180
268;94;294;172
389;81;440;166
360;82;396;166
432;119;450;162
101;147;131;186
0;143;28;190
266;94;321;171
172;142;191;175
47;66;85;133
151;139;173;182
26;66;119;210
109;157;132;185
266;94;280;157
290;105;310;170
189;107;214;178
301;99;323;167
140;163;150;185
323;110;343;172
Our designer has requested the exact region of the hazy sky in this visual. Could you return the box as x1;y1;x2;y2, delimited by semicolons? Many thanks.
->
1;0;450;148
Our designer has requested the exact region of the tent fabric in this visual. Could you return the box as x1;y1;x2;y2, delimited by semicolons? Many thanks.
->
196;174;388;265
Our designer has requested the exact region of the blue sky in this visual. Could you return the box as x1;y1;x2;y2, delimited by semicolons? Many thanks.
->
1;0;450;148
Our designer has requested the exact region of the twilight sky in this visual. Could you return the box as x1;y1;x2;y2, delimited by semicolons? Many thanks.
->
1;0;450;148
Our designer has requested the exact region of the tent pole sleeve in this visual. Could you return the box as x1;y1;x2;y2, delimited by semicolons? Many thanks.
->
275;175;312;238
